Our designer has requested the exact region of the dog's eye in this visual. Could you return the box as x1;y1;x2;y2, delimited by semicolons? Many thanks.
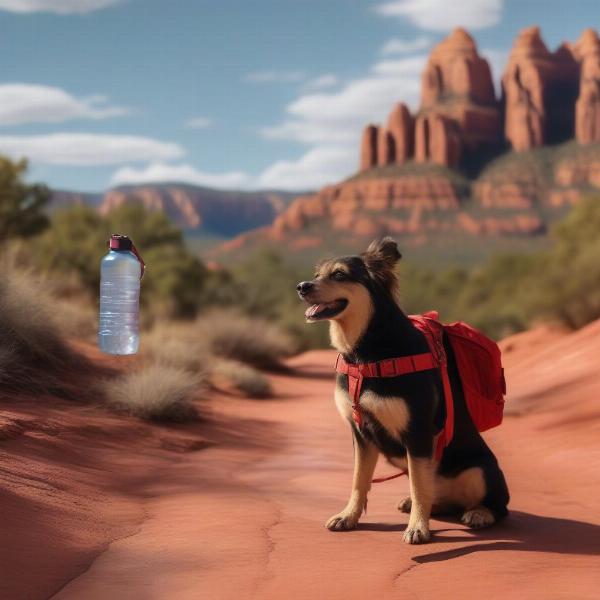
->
332;270;347;281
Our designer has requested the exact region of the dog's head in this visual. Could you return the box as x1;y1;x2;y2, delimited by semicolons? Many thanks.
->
296;238;401;348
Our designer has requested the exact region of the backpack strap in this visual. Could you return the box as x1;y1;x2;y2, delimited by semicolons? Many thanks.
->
410;316;454;460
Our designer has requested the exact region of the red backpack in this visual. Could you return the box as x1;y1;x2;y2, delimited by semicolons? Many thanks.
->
411;312;506;433
335;311;506;460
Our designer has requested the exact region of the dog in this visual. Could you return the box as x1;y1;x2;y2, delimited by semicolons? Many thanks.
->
297;237;509;544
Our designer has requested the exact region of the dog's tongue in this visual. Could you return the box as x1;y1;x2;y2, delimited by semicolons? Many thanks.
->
305;303;325;319
304;302;335;319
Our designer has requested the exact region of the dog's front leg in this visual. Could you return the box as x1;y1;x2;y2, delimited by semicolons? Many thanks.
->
404;452;434;544
326;433;378;531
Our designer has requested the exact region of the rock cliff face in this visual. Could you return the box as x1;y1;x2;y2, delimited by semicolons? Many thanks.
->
387;103;414;164
359;26;599;170
574;29;600;144
98;185;296;237
360;125;379;171
502;27;579;151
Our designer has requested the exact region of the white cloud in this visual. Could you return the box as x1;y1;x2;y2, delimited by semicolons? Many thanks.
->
111;162;251;189
256;146;355;190
261;54;425;146
184;116;213;129
0;133;183;166
255;52;426;189
381;35;432;55
304;74;339;90
375;0;502;31
243;70;307;84
108;146;353;192
0;84;129;126
0;0;122;14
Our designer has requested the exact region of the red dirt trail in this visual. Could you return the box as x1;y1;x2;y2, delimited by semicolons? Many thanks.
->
2;326;600;600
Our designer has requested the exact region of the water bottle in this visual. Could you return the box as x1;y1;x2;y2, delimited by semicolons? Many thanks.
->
98;234;145;355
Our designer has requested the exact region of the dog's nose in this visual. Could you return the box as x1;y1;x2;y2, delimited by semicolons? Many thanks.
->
297;281;314;296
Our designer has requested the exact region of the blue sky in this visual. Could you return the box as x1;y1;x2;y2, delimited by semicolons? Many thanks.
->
0;0;596;192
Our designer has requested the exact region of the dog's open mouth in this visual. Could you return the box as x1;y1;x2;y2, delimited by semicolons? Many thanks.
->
305;299;348;321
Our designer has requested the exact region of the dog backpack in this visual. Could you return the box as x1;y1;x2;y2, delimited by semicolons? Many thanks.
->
411;311;506;434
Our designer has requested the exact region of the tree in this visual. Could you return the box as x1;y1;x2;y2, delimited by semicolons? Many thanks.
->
0;157;49;240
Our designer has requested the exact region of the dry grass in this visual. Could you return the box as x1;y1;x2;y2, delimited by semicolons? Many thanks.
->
0;261;93;398
143;324;211;376
193;310;295;371
102;365;201;422
213;359;273;398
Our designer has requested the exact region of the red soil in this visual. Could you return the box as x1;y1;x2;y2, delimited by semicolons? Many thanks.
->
2;331;600;599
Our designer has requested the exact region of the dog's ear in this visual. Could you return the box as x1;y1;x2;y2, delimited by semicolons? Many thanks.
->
363;237;402;270
362;237;401;295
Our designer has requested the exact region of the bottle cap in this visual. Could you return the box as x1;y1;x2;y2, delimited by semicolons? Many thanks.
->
109;234;133;250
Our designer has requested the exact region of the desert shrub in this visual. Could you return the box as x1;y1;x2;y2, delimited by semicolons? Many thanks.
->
0;156;49;240
0;262;93;398
142;323;211;376
193;310;295;370
102;365;201;422
213;359;272;398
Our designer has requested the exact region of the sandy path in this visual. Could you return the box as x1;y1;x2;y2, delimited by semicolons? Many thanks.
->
54;350;600;600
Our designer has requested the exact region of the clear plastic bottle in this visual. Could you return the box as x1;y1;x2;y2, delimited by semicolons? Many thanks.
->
98;234;144;355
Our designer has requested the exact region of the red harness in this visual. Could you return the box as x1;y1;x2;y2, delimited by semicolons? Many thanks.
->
334;313;454;462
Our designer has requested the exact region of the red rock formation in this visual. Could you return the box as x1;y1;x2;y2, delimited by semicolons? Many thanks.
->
415;113;461;167
246;173;466;244
575;29;600;144
502;27;579;151
416;28;500;165
360;124;378;171
387;103;414;163
377;127;395;166
421;27;496;108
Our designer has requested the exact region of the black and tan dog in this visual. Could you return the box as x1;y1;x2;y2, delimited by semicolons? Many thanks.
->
297;238;509;544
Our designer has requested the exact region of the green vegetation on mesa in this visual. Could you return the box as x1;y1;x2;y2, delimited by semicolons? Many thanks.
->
3;154;600;346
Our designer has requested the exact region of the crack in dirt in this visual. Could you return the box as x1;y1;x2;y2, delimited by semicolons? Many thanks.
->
393;561;419;585
253;504;283;592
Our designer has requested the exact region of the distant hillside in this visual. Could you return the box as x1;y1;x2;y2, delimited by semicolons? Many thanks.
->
48;190;103;212
212;141;600;268
49;184;303;241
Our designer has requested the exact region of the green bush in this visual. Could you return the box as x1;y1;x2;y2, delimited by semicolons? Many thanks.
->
0;157;49;240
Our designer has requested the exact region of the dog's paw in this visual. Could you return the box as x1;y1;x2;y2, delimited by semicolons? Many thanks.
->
397;496;412;513
325;511;359;531
461;506;495;529
402;525;430;544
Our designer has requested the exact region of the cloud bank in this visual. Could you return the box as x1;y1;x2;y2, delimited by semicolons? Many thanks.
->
0;133;183;166
375;0;502;31
0;0;123;14
0;84;129;126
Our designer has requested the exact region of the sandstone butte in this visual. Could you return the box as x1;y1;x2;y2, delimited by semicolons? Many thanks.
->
218;26;600;254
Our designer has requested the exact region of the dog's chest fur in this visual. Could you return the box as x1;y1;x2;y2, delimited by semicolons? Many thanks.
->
334;381;410;441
